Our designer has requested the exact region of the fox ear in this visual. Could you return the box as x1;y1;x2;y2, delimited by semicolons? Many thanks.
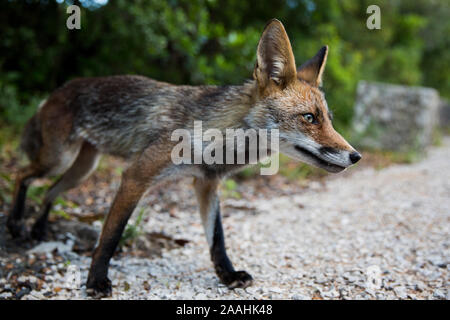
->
297;46;328;87
254;19;297;89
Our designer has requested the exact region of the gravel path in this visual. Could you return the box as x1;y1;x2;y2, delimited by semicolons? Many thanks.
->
1;138;449;300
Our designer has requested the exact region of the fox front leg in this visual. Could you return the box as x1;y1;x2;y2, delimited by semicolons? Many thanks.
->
86;168;149;298
86;145;173;298
194;178;253;289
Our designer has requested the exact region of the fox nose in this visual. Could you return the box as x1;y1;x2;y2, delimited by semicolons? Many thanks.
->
349;151;362;164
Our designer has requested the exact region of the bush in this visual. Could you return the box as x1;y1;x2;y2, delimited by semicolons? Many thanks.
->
0;79;43;128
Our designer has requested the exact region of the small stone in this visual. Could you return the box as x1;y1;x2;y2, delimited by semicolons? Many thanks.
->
322;289;339;298
291;294;310;300
428;256;447;268
414;282;426;291
0;292;13;299
433;289;445;299
394;286;408;299
26;290;46;300
365;288;376;297
28;276;38;284
376;293;386;300
195;293;207;300
28;241;73;254
314;276;327;284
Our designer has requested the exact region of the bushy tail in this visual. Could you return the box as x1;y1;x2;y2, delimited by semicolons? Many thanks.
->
20;113;42;163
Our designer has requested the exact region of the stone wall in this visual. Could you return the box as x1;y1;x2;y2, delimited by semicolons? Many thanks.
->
352;81;440;151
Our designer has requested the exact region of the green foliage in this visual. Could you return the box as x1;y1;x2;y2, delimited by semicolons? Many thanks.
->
0;81;43;128
221;178;241;198
236;166;260;179
51;209;71;220
27;185;48;205
119;208;145;247
0;171;13;204
278;154;326;181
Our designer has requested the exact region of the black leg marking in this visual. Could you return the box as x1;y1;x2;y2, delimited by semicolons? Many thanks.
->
86;223;127;298
211;208;253;289
30;203;52;241
86;204;136;298
7;182;29;239
8;166;45;239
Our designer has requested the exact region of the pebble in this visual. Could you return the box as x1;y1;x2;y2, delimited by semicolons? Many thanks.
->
291;294;310;300
433;289;446;299
394;287;408;299
0;292;13;299
28;241;73;254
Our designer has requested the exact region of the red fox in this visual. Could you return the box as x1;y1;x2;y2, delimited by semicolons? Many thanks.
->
8;19;361;297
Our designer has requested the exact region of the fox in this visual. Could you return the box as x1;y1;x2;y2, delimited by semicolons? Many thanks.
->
7;19;361;297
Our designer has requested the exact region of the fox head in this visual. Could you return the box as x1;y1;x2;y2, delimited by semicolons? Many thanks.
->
248;19;361;173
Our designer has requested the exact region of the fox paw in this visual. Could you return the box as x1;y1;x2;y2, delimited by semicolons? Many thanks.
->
86;278;112;298
30;221;47;241
7;219;28;239
222;270;253;289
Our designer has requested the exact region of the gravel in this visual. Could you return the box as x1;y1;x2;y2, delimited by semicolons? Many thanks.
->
1;137;450;300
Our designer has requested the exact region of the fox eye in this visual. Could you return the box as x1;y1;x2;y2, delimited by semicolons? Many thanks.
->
303;113;315;123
